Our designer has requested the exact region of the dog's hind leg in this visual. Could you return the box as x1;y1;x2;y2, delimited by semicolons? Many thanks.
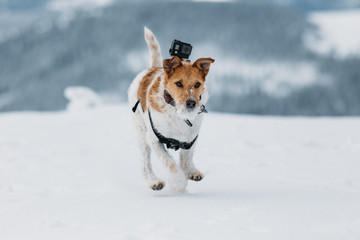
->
180;146;204;182
147;137;187;192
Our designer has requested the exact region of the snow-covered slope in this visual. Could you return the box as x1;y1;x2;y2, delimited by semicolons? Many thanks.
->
47;0;113;12
305;10;360;58
1;105;360;239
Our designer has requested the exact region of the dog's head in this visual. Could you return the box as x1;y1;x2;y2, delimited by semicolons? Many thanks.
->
163;56;214;120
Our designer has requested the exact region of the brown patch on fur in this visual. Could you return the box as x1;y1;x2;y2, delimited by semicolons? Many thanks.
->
163;56;182;76
169;163;178;174
149;77;165;113
163;59;214;105
138;57;214;113
137;67;160;111
193;58;215;78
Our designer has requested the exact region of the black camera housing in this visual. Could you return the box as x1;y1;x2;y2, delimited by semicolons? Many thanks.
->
169;39;192;59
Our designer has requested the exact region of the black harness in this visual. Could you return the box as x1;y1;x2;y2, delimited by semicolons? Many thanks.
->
148;110;197;151
132;91;207;151
132;99;141;113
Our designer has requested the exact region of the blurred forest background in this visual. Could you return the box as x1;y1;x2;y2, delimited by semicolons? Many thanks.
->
0;0;360;115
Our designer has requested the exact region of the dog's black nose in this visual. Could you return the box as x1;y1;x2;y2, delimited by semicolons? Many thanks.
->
186;99;196;109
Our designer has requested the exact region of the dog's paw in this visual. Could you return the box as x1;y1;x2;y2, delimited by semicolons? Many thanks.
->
188;172;204;182
168;170;187;193
150;181;165;191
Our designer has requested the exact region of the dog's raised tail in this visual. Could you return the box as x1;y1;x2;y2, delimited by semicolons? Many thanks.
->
144;27;162;68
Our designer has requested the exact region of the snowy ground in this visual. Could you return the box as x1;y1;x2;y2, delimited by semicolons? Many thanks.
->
1;104;360;240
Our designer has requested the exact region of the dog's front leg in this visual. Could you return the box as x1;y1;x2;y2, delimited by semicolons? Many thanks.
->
147;136;187;192
180;146;204;182
133;121;165;191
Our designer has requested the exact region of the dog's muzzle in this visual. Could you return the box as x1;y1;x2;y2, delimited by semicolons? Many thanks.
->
186;99;196;109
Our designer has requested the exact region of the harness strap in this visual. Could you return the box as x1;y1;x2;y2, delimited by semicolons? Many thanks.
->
132;99;141;113
148;110;198;151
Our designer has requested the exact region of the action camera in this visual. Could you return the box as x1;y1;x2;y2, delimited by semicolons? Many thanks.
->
169;39;192;59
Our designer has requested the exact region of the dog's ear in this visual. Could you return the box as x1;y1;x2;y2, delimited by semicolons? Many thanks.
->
163;56;182;75
193;58;215;78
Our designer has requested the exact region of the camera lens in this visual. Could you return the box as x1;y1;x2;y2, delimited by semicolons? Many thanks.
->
182;45;191;54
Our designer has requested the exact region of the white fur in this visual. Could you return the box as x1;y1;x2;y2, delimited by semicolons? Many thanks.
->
128;27;208;192
144;27;162;68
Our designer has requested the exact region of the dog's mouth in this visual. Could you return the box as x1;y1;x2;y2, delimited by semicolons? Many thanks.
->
164;90;206;125
164;90;198;111
176;105;198;122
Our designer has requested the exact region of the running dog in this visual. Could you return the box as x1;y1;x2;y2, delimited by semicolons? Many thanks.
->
128;27;214;192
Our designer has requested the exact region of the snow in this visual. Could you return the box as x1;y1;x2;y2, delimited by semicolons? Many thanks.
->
191;44;329;97
1;104;360;239
64;86;102;111
305;10;360;58
210;58;328;96
47;0;113;12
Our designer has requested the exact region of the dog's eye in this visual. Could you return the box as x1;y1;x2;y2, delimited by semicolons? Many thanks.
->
195;82;201;88
176;82;183;88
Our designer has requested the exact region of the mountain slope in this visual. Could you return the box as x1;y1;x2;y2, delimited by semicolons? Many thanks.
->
1;2;360;115
0;2;310;111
